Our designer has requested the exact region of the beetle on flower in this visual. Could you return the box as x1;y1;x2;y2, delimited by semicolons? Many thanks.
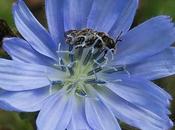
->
0;0;175;130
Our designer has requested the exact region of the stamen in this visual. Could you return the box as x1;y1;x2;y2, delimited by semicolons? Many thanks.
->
111;79;123;83
67;62;76;76
93;70;98;80
103;65;125;74
93;59;102;67
68;67;74;76
75;85;87;97
75;90;87;97
69;45;74;62
105;47;114;60
56;43;65;69
60;59;67;72
93;56;107;68
102;65;131;78
92;49;105;59
56;50;74;56
53;63;67;72
123;65;131;78
49;84;53;95
77;46;84;59
83;49;93;65
85;79;106;84
87;67;102;76
45;71;63;95
66;84;76;94
97;56;106;64
58;43;61;52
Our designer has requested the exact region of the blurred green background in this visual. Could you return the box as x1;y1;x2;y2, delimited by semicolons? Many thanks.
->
0;0;175;130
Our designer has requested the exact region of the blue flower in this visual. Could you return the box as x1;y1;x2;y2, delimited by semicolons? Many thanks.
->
0;0;175;130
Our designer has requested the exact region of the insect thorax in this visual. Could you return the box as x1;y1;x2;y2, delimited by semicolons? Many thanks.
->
65;28;116;50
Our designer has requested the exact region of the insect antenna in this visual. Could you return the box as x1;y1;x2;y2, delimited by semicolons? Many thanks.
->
115;31;123;43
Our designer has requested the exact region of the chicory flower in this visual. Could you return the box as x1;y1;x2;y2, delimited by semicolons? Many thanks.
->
0;0;175;130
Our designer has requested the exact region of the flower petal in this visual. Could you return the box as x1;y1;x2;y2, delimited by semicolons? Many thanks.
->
101;73;172;102
0;87;50;112
0;59;65;91
106;79;171;120
112;16;175;65
36;91;73;130
95;85;173;130
3;37;55;66
87;0;138;35
13;0;57;60
85;97;121;130
63;0;93;31
108;0;138;39
45;0;65;45
67;97;92;130
127;47;175;80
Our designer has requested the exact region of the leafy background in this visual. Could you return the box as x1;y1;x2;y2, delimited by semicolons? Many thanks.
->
0;0;175;130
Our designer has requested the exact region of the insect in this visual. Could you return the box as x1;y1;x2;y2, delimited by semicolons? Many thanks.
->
65;28;121;53
0;19;15;44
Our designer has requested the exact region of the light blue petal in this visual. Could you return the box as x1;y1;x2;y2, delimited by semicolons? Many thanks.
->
3;38;55;66
127;47;175;80
63;0;93;31
108;0;138;38
112;16;175;65
0;87;50;112
101;73;172;102
13;0;57;60
45;0;65;46
87;0;118;32
85;97;121;130
36;91;73;130
0;59;65;91
106;79;171;120
95;85;173;130
67;97;92;130
87;0;138;35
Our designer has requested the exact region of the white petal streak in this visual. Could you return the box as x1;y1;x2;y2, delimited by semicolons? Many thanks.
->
67;97;91;130
37;91;73;130
85;97;121;130
13;0;57;60
45;0;64;44
106;80;171;120
95;85;172;130
128;47;175;80
0;59;64;91
109;0;138;38
87;0;138;35
3;38;55;66
0;87;50;112
63;0;93;31
113;16;175;65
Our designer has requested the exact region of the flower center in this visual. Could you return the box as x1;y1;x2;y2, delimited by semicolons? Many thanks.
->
63;61;94;96
54;28;120;97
